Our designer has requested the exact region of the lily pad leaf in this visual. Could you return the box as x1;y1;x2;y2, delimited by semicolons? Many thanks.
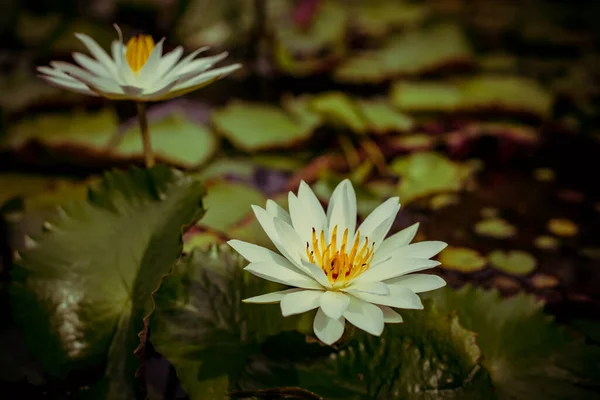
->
391;76;553;119
431;286;600;399
390;152;482;203
296;301;494;399
9;165;206;399
117;110;218;168
199;181;266;232
487;249;537;276
335;23;472;83
349;1;431;38
212;101;320;151
271;0;348;76
149;245;311;400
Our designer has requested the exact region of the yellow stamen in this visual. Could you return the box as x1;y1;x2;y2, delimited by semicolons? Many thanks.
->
304;225;376;287
126;34;155;73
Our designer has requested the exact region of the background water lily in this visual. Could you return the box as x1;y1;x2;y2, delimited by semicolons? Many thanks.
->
228;179;448;345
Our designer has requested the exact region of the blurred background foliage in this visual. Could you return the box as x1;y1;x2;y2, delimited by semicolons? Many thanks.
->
1;0;600;398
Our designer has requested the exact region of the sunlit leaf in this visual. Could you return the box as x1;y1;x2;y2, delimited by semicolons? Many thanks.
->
118;110;218;168
533;235;560;250
474;218;517;239
390;152;481;203
272;0;348;76
149;245;310;400
311;92;368;133
10;166;206;399
355;99;415;134
212;101;320;151
391;76;553;118
296;301;493;399
335;23;472;83
547;218;579;237
199;181;266;232
438;247;487;273
349;1;431;38
431;286;600;399
487;250;537;276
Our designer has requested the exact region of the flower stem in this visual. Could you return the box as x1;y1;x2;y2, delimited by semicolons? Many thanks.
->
135;102;154;168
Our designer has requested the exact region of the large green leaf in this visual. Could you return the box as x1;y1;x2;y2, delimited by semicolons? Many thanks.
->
390;76;553;118
150;245;312;400
212;101;321;151
9;165;206;399
334;23;472;83
430;286;600;399
295;301;494;399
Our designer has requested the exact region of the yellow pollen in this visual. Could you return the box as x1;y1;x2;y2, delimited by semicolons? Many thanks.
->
125;34;155;73
306;226;375;286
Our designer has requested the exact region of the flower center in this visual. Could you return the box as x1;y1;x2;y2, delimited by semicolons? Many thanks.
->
306;225;375;286
125;34;155;73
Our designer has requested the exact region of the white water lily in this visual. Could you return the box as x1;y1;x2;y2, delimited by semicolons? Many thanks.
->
228;179;448;345
37;25;241;101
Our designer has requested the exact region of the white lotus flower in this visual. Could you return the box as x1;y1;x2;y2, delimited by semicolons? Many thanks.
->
228;179;448;345
37;25;241;101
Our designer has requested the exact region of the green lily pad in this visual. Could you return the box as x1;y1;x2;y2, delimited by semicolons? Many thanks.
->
0;174;85;208
149;245;311;400
431;286;600;399
117;111;218;168
212;101;320;151
296;300;493;399
199;181;266;232
349;1;431;38
474;218;517;239
390;76;553;118
439;246;487;273
311;92;369;133
335;23;472;83
547;218;579;237
390;152;482;203
10;166;206;399
488;250;537;276
533;235;560;250
271;0;348;76
198;158;258;181
355;99;415;134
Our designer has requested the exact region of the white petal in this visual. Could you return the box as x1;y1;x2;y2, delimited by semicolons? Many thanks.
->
364;215;397;251
244;262;321;290
273;217;306;266
243;288;303;303
289;181;326;243
227;239;295;266
390;241;448;260
355;257;440;283
156;46;184;78
379;306;403;323
266;199;292;225
51;61;122;93
357;197;400;245
139;38;165;82
344;281;390;295
326;179;357;247
72;52;112;77
352;287;423;309
319;291;350;319
175;51;230;77
280;290;323;316
343;297;384;336
301;260;332;289
374;222;420;263
313;308;345;345
385;274;446;293
40;75;98;96
252;205;302;268
74;33;117;73
166;46;209;77
170;64;241;92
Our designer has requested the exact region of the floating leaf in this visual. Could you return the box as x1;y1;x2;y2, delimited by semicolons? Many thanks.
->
431;286;600;399
272;0;348;76
335;23;472;83
487;249;537;276
391;76;553;118
349;1;431;38
480;207;499;218
198;158;259;181
547;218;579;237
212;101;320;151
429;193;461;210
199;181;266;232
492;276;521;291
10;166;206;399
534;235;560;250
310;92;368;133
531;273;560;289
117;111;218;168
388;133;437;152
438;246;487;273
355;99;415;134
149;245;310;400
390;152;481;203
296;301;493;399
474;218;517;239
533;168;556;182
